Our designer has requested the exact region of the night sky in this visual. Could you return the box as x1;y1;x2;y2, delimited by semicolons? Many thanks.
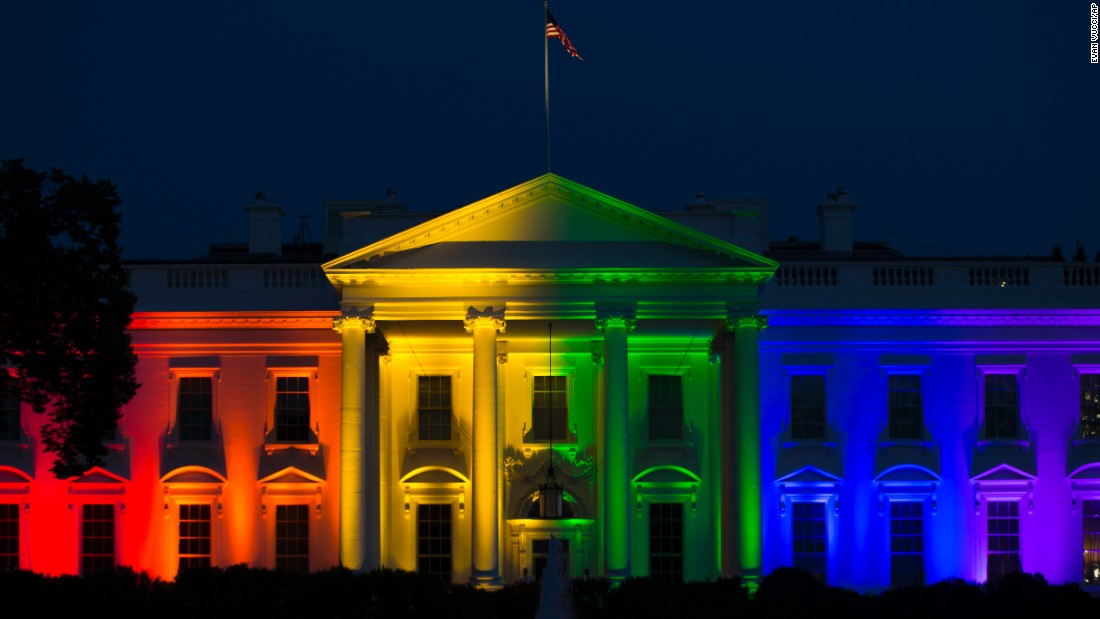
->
2;2;1097;260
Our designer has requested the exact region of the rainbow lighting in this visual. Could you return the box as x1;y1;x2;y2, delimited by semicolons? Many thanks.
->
3;175;1099;594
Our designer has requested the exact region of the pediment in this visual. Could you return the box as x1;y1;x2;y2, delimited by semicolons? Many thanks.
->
873;465;941;485
632;465;701;486
0;466;33;484
70;466;128;484
971;463;1037;483
161;466;227;485
258;467;325;485
776;466;843;486
258;446;326;483
400;447;468;483
400;466;469;485
1068;462;1100;480
323;174;777;273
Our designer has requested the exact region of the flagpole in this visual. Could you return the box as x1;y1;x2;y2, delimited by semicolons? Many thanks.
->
544;0;551;173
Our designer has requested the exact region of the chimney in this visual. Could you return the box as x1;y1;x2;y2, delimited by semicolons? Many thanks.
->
246;194;285;255
816;189;855;255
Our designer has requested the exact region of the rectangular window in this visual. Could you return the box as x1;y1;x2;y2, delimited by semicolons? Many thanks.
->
649;502;684;582
0;376;19;442
793;502;826;581
1084;499;1100;584
177;377;213;442
417;376;452;441
791;375;826;440
275;504;309;572
987;501;1021;582
1081;375;1100;438
0;504;17;571
890;501;924;587
81;504;115;575
984;374;1019;439
888;375;922;440
648;375;683;441
274;376;311;442
532;538;570;582
417;503;452;583
178;504;211;571
532;375;568;442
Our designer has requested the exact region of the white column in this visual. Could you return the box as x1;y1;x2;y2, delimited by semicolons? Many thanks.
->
465;306;505;588
596;304;635;581
333;307;375;572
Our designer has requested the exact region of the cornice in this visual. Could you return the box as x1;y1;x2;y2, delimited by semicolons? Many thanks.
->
326;268;775;288
131;311;338;330
763;309;1100;327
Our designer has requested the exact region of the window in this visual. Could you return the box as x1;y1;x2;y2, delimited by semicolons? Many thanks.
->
793;502;826;581
418;376;452;441
532;375;567;442
274;376;311;442
890;502;924;587
1081;374;1100;438
649;502;684;582
0;376;18;441
417;503;452;583
275;504;309;572
532;538;570;582
984;374;1019;439
1084;499;1100;584
887;375;922;440
81;504;115;574
0;504;17;571
178;504;211;571
791;375;825;440
987;500;1021;582
177;377;213;442
648;375;683;441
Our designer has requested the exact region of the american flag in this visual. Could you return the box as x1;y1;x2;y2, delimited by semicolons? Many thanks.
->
546;10;583;61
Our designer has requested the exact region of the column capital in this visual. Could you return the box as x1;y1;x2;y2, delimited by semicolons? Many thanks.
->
333;305;376;333
464;306;506;333
594;302;637;332
726;314;767;332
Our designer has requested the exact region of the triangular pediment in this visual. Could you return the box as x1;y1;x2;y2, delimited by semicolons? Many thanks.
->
323;174;777;273
776;466;843;486
258;466;325;485
971;463;1037;483
69;466;128;484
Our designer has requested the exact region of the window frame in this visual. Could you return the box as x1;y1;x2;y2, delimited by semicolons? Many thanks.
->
0;374;21;443
169;368;219;444
80;503;118;575
410;371;460;445
415;501;454;584
887;499;925;588
524;369;576;444
265;367;319;447
645;372;685;443
261;487;321;572
1075;366;1100;439
0;501;23;571
976;362;1026;442
886;373;924;441
789;373;827;441
648;501;685;583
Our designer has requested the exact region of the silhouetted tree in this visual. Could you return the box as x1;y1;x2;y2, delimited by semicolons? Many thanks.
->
1051;244;1065;261
0;159;138;477
1073;241;1087;262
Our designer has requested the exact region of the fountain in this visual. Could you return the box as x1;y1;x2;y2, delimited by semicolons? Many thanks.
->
534;534;574;619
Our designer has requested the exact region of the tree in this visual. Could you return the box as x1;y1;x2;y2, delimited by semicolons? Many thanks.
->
0;159;138;478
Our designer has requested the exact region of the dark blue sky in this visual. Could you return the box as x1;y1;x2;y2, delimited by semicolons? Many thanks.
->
2;2;1097;259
